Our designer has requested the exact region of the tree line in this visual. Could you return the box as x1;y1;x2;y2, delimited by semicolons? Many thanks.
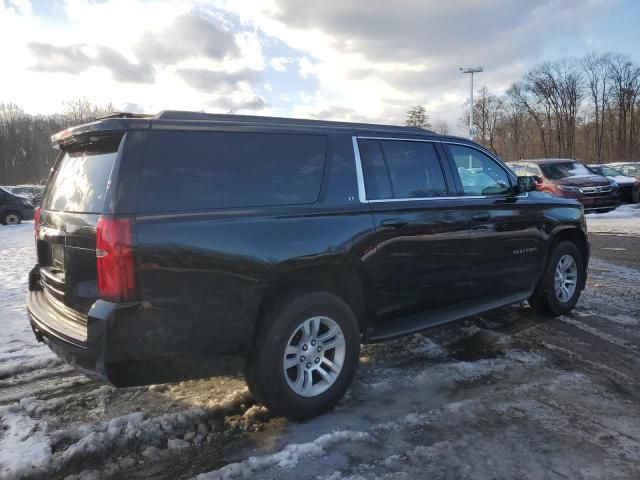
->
2;52;639;186
407;52;640;164
0;99;114;185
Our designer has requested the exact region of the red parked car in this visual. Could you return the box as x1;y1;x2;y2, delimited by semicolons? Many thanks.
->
508;159;619;213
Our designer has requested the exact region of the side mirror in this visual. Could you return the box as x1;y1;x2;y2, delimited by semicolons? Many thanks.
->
515;176;537;194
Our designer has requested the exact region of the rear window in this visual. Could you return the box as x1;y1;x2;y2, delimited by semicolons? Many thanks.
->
138;131;327;213
44;135;121;213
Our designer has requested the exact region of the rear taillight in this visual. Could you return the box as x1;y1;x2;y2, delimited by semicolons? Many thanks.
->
96;216;137;302
34;207;41;237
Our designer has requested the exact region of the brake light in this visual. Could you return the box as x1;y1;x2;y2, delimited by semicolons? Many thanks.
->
96;216;137;302
34;207;41;237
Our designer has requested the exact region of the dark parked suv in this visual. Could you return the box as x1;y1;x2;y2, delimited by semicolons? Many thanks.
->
0;186;35;225
27;112;589;419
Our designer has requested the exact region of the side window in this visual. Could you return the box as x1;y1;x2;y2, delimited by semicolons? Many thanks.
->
526;164;540;177
358;139;448;200
358;140;392;200
139;131;326;212
449;145;511;196
379;141;448;198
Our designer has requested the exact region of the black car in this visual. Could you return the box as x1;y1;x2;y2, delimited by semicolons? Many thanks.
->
0;186;35;225
27;111;589;420
5;184;45;206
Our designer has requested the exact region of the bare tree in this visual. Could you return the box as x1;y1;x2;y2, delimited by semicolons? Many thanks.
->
607;54;640;159
0;100;116;185
432;119;451;135
473;87;505;153
405;105;431;129
583;53;611;163
507;82;549;157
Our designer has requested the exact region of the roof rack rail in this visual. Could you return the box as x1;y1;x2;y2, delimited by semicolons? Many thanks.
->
94;112;153;120
153;110;433;134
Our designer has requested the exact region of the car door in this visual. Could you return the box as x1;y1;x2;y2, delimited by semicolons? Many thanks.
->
443;143;546;301
356;136;470;321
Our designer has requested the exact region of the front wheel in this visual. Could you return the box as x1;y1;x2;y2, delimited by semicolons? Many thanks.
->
1;211;22;225
530;241;585;316
245;292;360;420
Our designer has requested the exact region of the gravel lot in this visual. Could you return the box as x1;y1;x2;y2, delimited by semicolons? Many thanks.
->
1;207;639;480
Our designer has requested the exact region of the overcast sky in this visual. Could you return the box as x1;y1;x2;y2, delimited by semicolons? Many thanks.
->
1;0;639;133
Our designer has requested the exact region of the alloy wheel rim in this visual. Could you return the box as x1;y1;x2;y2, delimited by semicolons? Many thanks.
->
554;254;578;303
283;316;346;397
5;214;19;224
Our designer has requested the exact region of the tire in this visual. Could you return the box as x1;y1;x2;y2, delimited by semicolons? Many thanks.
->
1;211;22;225
245;291;360;420
530;241;584;316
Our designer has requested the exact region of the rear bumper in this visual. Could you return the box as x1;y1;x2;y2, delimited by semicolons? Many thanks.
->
27;289;108;382
27;268;246;386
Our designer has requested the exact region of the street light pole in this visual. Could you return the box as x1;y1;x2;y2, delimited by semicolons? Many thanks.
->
460;67;483;139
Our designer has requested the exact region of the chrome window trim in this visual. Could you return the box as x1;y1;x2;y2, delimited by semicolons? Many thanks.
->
351;136;528;203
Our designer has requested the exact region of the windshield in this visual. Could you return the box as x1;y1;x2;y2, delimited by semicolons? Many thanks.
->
618;164;640;175
43;135;122;213
600;166;623;177
540;162;593;180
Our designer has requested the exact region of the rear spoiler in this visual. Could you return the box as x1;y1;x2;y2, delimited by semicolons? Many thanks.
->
51;116;152;149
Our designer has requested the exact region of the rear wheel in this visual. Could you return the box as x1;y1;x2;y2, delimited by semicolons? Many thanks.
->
245;292;360;420
1;211;22;225
530;241;584;316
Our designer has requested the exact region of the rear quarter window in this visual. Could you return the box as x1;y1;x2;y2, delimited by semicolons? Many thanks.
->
138;131;327;212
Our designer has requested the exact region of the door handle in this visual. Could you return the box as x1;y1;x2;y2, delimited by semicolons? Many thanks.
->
380;218;408;229
471;212;490;221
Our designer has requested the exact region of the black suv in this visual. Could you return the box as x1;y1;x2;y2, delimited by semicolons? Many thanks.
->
27;112;589;419
0;186;35;225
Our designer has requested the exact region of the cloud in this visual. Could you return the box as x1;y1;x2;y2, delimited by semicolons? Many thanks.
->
176;67;261;92
27;42;155;83
271;0;601;64
209;95;268;112
27;42;90;73
134;12;239;65
95;47;155;83
307;105;368;122
269;56;292;71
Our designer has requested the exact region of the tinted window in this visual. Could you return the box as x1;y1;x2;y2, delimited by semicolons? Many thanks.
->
509;163;526;176
139;131;326;212
359;140;448;199
358;140;392;200
540;162;592;180
44;135;121;213
526;164;541;176
449;145;511;196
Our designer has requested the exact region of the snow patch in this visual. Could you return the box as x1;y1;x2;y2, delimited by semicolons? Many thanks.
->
0;404;52;479
196;430;370;479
